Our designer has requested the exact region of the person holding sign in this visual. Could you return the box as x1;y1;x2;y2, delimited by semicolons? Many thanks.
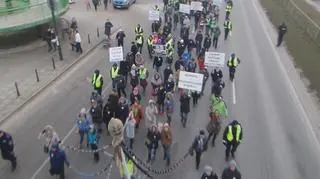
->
224;17;232;40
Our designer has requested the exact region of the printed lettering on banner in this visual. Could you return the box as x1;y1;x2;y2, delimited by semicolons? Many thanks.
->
178;71;204;92
190;1;203;11
179;4;191;14
148;9;160;21
205;52;225;68
212;0;223;6
109;47;124;62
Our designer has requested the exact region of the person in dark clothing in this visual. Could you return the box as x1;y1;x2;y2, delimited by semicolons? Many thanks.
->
163;65;173;82
104;19;113;38
164;74;175;93
173;11;179;30
157;85;166;114
130;87;141;105
120;60;130;84
116;75;127;97
46;27;53;52
212;78;225;97
116;29;126;47
90;100;103;133
221;160;242;179
163;23;171;38
103;100;113;132
191;90;200;106
92;0;98;11
187;38;196;53
108;91;120;116
211;68;223;84
131;42;138;61
153;56;163;72
223;120;243;160
199;68;209;96
277;22;287;47
145;125;161;164
177;39;186;58
195;31;203;55
152;21;161;33
49;144;70;179
201;165;219;179
0;130;17;172
203;34;211;52
194;11;202;30
118;97;129;124
180;92;190;127
189;130;207;170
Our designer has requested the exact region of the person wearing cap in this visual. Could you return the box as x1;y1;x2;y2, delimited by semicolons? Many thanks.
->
92;69;103;95
139;65;149;93
221;160;241;179
161;123;172;166
124;111;136;149
201;165;218;179
0;130;17;172
88;124;100;162
116;29;126;47
145;99;158;128
49;144;70;179
76;108;91;148
110;63;119;90
223;120;243;160
190;130;208;170
90;99;103;133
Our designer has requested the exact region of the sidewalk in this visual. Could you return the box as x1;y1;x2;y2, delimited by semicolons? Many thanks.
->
0;1;120;123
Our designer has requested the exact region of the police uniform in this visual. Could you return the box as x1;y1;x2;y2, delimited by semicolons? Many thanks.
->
223;121;243;159
139;67;148;92
225;4;232;20
92;73;103;95
135;35;144;53
227;56;240;81
147;36;153;58
135;26;143;37
120;157;135;179
224;20;232;40
110;66;119;89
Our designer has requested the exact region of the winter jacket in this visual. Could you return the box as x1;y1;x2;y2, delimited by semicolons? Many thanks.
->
221;167;241;179
76;114;91;132
192;135;207;153
201;172;218;179
164;98;174;114
198;56;205;71
153;56;163;68
165;81;175;93
195;33;203;45
103;102;113;125
211;95;228;118
163;68;173;82
211;69;223;83
90;92;103;107
151;74;162;87
146;130;161;149
157;87;166;104
120;60;130;76
119;103;129;124
0;132;14;155
161;129;172;145
145;102;158;127
49;149;69;169
130;104;144;121
90;105;103;124
180;95;190;113
130;93;141;105
88;129;98;144
204;37;211;48
116;31;126;41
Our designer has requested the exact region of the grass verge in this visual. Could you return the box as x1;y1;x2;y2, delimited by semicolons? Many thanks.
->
260;0;320;98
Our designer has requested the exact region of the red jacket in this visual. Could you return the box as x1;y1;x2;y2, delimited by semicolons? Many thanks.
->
198;57;205;71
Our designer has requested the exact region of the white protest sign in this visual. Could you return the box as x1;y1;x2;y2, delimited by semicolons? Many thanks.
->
191;1;203;11
179;4;191;14
109;47;124;62
148;9;160;21
212;0;223;6
205;52;226;68
178;71;204;92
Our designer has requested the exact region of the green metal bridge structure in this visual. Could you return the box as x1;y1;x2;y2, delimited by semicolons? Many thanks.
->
0;0;69;36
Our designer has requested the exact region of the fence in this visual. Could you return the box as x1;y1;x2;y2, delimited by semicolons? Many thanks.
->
0;0;69;34
278;0;320;46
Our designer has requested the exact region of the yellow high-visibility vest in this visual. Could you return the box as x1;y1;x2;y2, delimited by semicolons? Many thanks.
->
139;68;147;79
92;73;102;88
147;38;153;46
226;5;232;12
224;21;232;30
120;159;135;177
111;67;119;79
136;36;143;44
165;39;173;49
228;57;238;67
226;124;241;142
135;27;143;35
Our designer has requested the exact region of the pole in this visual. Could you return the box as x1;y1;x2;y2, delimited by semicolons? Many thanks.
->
35;69;40;82
52;57;56;69
49;0;64;61
120;147;130;179
14;82;20;97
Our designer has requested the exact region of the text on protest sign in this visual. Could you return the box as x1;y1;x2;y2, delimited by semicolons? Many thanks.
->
109;47;124;62
178;71;204;92
212;0;223;6
148;10;160;21
179;4;191;14
190;1;203;11
205;52;225;68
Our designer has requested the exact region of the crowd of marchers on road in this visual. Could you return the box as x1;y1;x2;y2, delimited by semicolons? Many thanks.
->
0;0;253;179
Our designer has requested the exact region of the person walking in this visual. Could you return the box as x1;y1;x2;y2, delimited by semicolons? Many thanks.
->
76;108;91;148
110;63;120;90
161;123;172;166
146;125;161;164
75;30;83;53
38;125;61;153
164;92;174;125
91;69;103;95
201;165;218;179
224;18;232;40
90;99;103;133
124;112;136;149
157;85;166;115
145;99;158;128
49;144;70;179
139;65;149;93
130;86;141;105
189;130;207;170
277;22;287;47
221;160;241;179
92;0;98;11
88;124;100;162
203;34;211;52
212;26;221;49
223;120;243;160
116;29;126;47
0;130;17;172
118;97;129;124
180;92;191;127
130;99;144;129
136;35;144;53
116;74;127;97
227;53;240;82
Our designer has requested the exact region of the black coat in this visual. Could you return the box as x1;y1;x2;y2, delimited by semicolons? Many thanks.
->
146;130;161;149
120;61;130;76
90;105;103;124
201;172;218;179
157;88;166;104
118;104;129;124
153;57;163;68
103;102;113;124
221;168;241;179
163;68;173;82
116;31;126;41
180;95;190;113
0;133;14;157
204;37;211;48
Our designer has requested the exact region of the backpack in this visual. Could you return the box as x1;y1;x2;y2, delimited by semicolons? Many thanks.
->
196;136;204;151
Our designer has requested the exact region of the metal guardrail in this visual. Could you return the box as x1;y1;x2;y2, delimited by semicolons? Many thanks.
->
278;0;320;46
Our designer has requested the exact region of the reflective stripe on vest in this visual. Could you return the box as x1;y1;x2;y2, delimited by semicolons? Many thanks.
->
139;68;147;79
226;124;241;142
135;27;142;34
225;21;231;29
226;5;232;12
111;67;119;78
147;38;153;45
228;57;238;67
136;36;143;44
94;74;102;88
127;160;134;176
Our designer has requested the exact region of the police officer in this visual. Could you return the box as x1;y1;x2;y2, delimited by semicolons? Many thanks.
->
190;130;207;170
225;1;232;20
224;18;232;40
135;24;144;37
120;156;136;179
277;22;287;47
136;35;144;53
92;69;103;95
223;120;243;160
227;53;240;81
0;130;17;172
147;35;154;58
110;63;119;89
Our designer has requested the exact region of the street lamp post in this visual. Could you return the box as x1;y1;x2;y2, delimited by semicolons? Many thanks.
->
48;0;64;61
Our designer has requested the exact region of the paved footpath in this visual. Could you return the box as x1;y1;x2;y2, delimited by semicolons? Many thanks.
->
0;1;121;123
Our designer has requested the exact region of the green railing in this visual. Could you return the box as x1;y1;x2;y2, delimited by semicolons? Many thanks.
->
0;0;69;35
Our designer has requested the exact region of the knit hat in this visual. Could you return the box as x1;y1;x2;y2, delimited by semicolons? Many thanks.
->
229;159;237;167
80;108;86;114
204;165;213;175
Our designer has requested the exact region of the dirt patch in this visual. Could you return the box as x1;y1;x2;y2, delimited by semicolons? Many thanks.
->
260;0;320;101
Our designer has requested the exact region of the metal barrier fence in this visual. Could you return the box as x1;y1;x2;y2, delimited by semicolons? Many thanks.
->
278;0;320;46
0;0;69;34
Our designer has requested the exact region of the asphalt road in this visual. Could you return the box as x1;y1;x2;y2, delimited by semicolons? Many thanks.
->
1;0;320;179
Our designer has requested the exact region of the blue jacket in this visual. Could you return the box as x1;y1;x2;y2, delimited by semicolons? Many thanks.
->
49;149;69;169
76;115;91;132
88;129;98;144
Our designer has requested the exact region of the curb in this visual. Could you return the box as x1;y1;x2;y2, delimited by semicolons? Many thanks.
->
0;27;120;126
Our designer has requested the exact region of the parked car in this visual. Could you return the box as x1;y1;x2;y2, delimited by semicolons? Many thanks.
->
112;0;136;9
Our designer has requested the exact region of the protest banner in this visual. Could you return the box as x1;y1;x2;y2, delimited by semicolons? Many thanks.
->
179;4;191;14
109;47;124;62
178;71;204;92
205;52;226;68
212;0;223;6
190;1;203;11
148;9;160;21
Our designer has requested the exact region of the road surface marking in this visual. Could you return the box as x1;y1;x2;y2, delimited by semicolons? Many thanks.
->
232;81;236;104
31;83;112;179
249;0;320;150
